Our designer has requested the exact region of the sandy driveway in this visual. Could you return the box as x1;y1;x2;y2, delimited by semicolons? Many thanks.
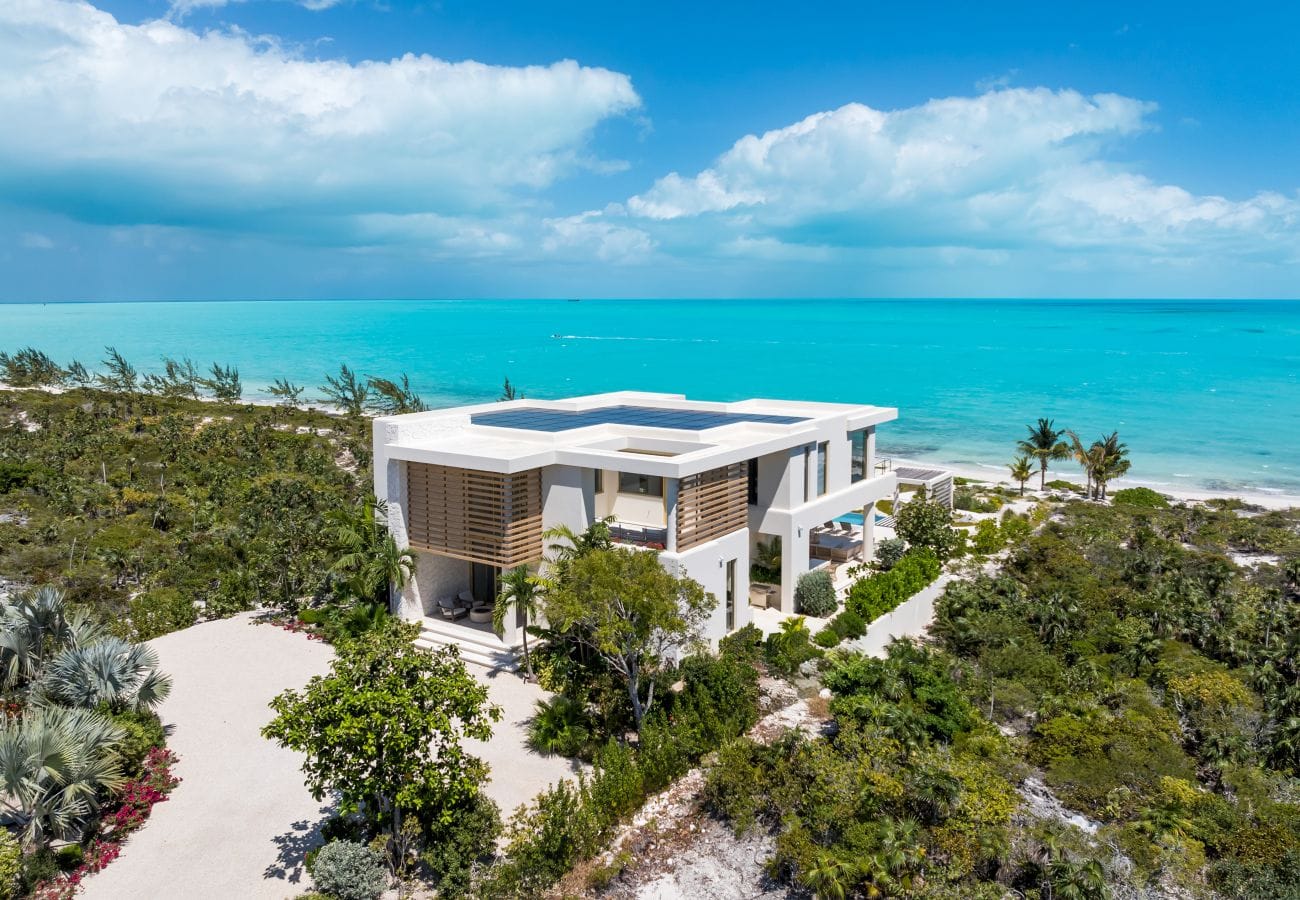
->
82;614;576;899
83;613;336;900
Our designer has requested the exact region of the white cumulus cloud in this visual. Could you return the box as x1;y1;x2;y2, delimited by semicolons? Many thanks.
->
0;0;640;240
620;88;1300;262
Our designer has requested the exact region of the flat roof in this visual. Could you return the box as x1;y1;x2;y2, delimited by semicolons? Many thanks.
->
377;391;898;477
470;404;807;433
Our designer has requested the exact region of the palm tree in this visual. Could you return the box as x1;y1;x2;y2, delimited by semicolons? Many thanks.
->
1090;431;1130;500
37;637;172;713
803;851;854;900
1008;455;1037;496
0;586;105;692
494;566;545;681
326;497;416;607
0;705;126;850
542;517;614;570
1017;418;1070;491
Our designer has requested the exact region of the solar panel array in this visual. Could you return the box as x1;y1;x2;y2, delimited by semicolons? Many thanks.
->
470;404;808;433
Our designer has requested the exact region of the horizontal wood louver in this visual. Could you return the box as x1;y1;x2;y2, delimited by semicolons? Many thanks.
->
676;463;748;551
406;463;542;567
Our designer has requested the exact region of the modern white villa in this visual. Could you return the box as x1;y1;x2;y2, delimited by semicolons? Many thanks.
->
373;391;902;665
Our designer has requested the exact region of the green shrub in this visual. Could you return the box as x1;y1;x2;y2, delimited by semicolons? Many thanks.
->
847;549;941;622
110;709;167;777
971;519;1004;555
814;628;842;649
54;844;83;872
419;792;501;897
0;461;44;494
794;570;837;617
896;495;962;560
1112;487;1169;508
1045;479;1083;492
309;840;387;900
764;617;822;676
829;609;867;639
718;622;764;664
128;587;198;640
955;487;1001;513
19;849;57;895
0;829;20;900
875;537;907;570
527;694;593;759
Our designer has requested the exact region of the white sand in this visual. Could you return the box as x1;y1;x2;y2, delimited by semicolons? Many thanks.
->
894;455;1300;510
82;613;336;900
79;614;579;899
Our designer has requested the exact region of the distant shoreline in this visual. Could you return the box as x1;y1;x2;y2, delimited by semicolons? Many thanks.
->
892;455;1300;511
4;381;1296;510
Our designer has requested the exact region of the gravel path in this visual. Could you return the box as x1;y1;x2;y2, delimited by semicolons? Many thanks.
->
83;613;335;900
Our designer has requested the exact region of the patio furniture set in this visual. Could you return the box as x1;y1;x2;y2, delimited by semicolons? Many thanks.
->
436;590;494;624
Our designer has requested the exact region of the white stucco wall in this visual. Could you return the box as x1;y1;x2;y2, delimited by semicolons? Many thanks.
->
662;529;752;644
399;551;470;622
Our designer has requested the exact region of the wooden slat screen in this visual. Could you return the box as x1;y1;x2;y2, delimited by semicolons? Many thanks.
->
406;463;543;567
676;463;748;551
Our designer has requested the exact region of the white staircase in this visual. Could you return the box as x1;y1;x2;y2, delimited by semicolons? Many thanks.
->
414;616;520;671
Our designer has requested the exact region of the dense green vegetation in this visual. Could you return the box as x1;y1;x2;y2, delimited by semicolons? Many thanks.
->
0;384;369;637
704;499;1300;898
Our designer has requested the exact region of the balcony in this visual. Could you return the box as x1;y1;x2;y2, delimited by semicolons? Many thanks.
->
610;521;668;550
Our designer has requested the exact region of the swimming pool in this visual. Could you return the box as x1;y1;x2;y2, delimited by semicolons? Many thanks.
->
834;512;887;526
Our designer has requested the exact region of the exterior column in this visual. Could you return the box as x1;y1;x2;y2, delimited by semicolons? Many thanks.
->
665;478;679;553
866;427;878;474
781;526;809;612
861;501;875;562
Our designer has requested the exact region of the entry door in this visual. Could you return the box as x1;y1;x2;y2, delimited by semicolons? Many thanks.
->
471;563;498;605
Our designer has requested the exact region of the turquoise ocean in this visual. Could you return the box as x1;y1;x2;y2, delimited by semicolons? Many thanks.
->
1;299;1297;498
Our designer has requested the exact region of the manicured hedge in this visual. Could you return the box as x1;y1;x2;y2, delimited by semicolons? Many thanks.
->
846;549;941;623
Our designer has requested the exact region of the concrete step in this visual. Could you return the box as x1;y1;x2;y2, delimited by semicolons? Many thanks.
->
416;616;519;671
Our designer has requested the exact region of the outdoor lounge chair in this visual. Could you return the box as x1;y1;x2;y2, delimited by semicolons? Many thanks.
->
838;521;854;534
437;595;469;620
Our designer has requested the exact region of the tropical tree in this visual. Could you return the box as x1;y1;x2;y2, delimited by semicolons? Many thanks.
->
198;362;242;402
894;490;962;560
0;705;126;850
326;497;416;608
544;547;714;733
543;517;614;571
1017;418;1070;491
499;377;522;401
494;566;546;682
1090;431;1131;500
37;637;172;713
319;364;371;416
1008;455;1037;496
96;346;138;394
263;620;501;873
366;374;428;415
268;377;305;407
0;586;105;692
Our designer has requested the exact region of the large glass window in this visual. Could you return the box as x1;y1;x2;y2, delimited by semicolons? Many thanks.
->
747;458;758;505
849;429;866;483
725;559;736;631
817;441;828;496
618;472;664;497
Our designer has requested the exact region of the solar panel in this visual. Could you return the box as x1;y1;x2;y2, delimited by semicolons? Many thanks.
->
470;404;807;433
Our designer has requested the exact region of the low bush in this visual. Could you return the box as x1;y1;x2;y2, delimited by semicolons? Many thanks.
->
1045;479;1084;493
20;850;57;896
127;588;198;641
875;537;907;570
309;841;387;900
527;694;593;759
813;628;842;649
718;623;764;664
829;609;867;639
764;617;822;677
847;549;941;622
794;570;836;617
955;487;1001;513
419;792;501;897
0;829;20;900
1112;487;1170;508
110;709;167;777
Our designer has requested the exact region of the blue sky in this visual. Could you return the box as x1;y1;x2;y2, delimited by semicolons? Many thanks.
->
2;0;1299;300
